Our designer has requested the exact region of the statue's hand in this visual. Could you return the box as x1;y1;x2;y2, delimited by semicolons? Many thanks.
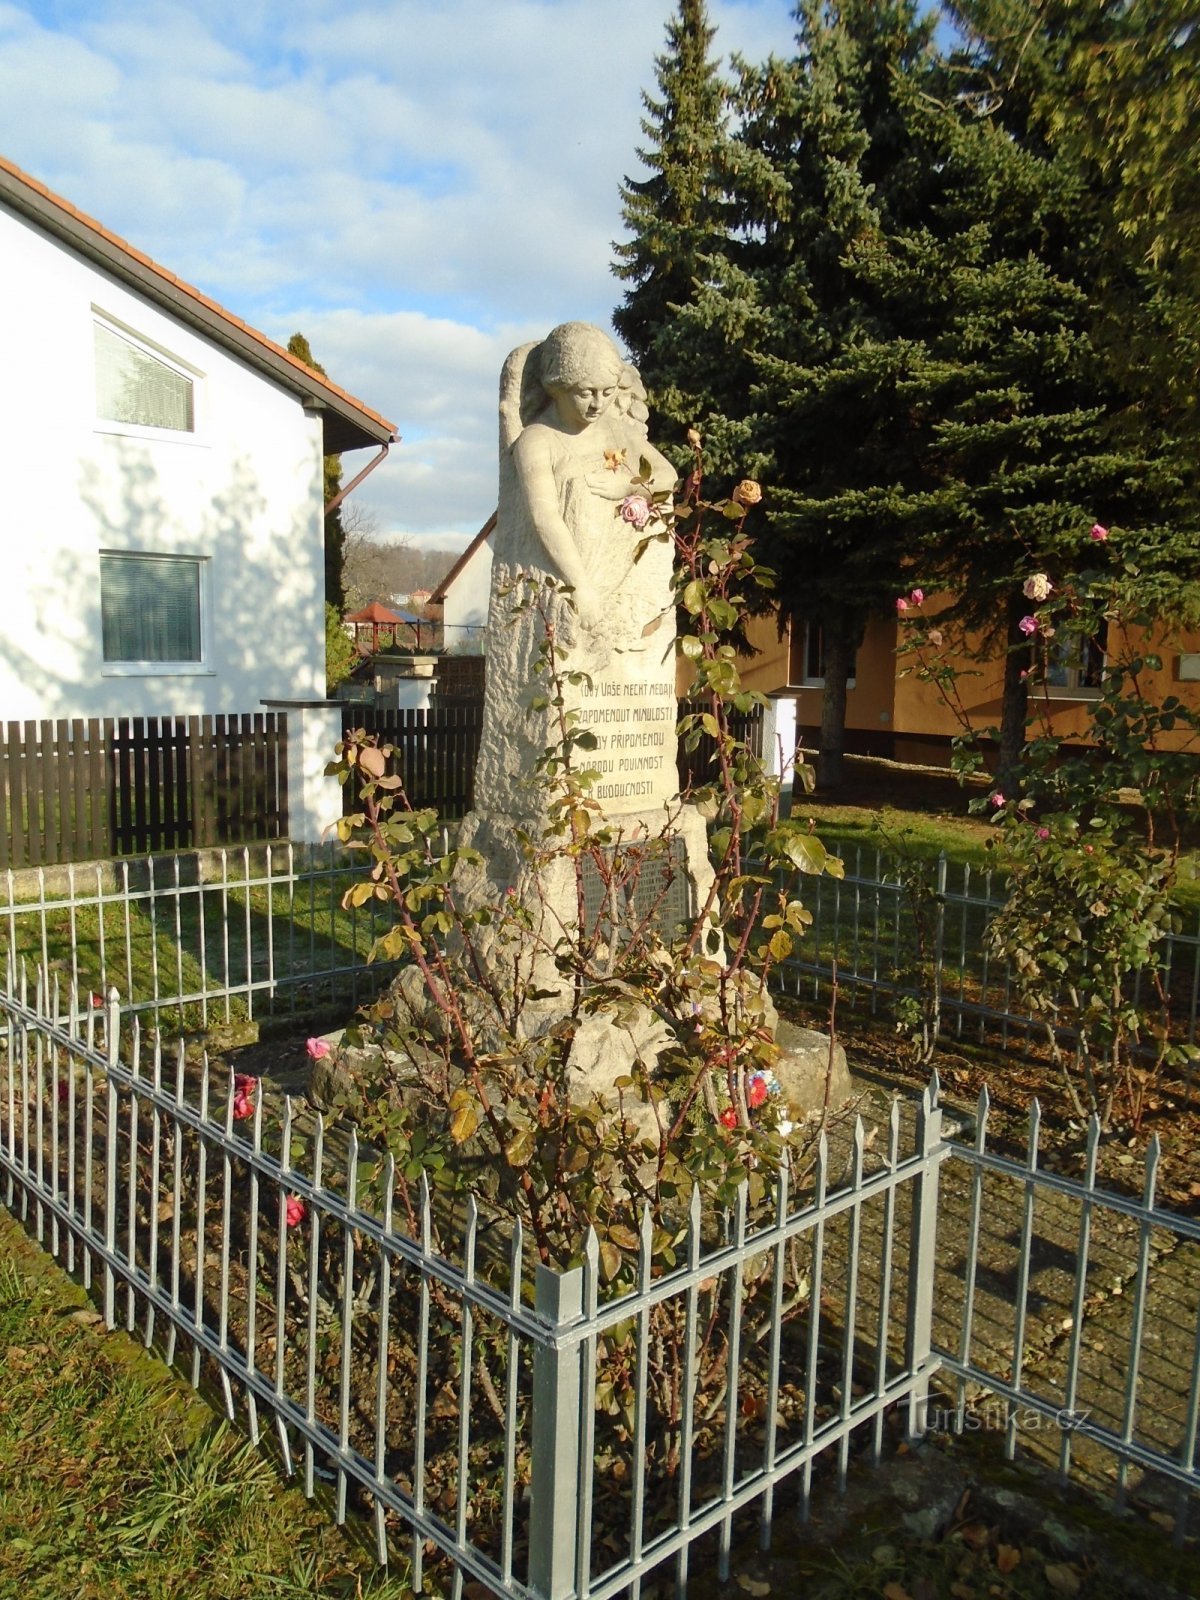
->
570;581;602;629
583;470;633;501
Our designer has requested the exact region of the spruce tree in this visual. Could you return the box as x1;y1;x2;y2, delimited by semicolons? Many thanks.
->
612;0;730;463
925;2;1200;779
287;331;346;612
650;0;954;785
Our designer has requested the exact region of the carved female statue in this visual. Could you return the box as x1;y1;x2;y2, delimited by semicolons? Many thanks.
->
474;323;679;818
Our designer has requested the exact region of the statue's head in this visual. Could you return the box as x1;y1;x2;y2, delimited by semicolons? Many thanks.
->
538;322;624;392
536;323;626;432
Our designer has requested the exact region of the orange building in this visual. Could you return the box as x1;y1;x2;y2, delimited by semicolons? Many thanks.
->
733;608;1200;768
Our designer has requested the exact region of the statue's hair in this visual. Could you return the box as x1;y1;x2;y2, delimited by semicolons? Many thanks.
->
536;322;624;392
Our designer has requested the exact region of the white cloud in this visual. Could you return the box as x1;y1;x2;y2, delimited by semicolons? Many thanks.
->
1;0;797;536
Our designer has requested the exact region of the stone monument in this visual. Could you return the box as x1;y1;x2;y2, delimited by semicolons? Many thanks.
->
389;322;849;1115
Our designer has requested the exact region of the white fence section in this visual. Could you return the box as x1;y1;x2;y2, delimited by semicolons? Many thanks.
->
1;975;1197;1597
4;844;1195;1078
0;842;410;1030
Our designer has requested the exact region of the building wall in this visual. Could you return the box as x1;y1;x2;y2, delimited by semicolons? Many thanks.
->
442;542;492;653
736;601;1200;764
0;205;327;721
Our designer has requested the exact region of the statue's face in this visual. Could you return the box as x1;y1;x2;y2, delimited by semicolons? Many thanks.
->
552;379;619;431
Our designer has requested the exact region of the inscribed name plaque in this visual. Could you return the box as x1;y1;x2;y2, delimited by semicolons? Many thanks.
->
580;835;694;945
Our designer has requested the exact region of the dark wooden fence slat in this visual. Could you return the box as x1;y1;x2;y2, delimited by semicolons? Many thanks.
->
26;721;43;868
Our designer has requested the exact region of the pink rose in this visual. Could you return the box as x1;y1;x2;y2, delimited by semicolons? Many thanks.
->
305;1037;331;1060
619;494;653;530
909;589;924;606
1036;827;1050;840
1018;615;1038;636
991;793;1005;809
285;1194;306;1228
1022;573;1053;601
1089;523;1109;542
232;1072;256;1120
895;597;909;613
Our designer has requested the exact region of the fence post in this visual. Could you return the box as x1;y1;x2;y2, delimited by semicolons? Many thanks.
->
932;852;947;1042
529;1261;584;1600
102;986;121;1329
760;696;797;818
905;1079;943;1439
261;701;341;843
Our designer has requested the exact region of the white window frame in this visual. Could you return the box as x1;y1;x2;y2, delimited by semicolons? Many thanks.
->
1044;624;1107;701
791;620;856;690
92;309;205;445
99;551;215;678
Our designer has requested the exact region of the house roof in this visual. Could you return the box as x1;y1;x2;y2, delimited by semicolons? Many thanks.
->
428;510;497;606
0;154;397;455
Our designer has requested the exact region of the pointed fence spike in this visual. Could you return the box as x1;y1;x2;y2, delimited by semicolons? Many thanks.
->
280;1099;294;1172
583;1224;600;1270
1143;1137;1161;1205
381;1154;396;1232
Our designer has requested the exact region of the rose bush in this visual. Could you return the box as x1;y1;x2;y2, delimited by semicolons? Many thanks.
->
898;533;1200;1128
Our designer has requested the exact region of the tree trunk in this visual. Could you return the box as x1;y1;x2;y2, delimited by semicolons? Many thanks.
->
997;591;1031;792
816;632;854;791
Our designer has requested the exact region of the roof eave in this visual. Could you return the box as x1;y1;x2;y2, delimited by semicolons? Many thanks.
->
1;162;396;455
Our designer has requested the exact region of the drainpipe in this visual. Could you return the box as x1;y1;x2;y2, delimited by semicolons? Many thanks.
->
324;437;396;518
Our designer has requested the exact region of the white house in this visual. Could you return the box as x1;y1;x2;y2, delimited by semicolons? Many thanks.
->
0;155;396;727
427;512;495;654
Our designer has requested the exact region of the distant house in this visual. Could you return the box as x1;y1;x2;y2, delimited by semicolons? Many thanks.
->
427;513;495;655
0;154;396;725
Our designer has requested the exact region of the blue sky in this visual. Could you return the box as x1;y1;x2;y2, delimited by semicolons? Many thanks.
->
1;0;799;552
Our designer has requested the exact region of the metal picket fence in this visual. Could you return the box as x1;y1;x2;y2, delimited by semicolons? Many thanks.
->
4;844;1197;1068
1;973;1197;1596
775;846;1200;1088
0;840;417;1032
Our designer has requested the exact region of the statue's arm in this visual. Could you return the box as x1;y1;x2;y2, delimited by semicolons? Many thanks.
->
512;429;596;605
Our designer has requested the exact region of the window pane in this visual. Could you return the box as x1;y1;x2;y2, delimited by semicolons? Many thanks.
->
101;555;202;662
95;322;194;432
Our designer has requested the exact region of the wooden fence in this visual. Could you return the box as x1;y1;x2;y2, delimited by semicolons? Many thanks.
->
0;715;288;869
341;700;483;818
341;697;766;819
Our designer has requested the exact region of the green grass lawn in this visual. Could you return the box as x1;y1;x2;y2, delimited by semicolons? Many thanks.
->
0;1207;413;1600
796;771;1200;915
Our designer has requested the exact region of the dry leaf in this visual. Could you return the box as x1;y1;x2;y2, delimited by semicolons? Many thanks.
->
951;1585;974;1599
958;1522;991;1551
1044;1562;1082;1595
66;1308;103;1326
995;1543;1021;1574
882;1584;912;1600
735;1578;770;1597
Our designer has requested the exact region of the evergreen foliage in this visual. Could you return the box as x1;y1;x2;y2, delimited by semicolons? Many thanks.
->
287;331;346;612
614;0;1200;786
612;0;730;466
